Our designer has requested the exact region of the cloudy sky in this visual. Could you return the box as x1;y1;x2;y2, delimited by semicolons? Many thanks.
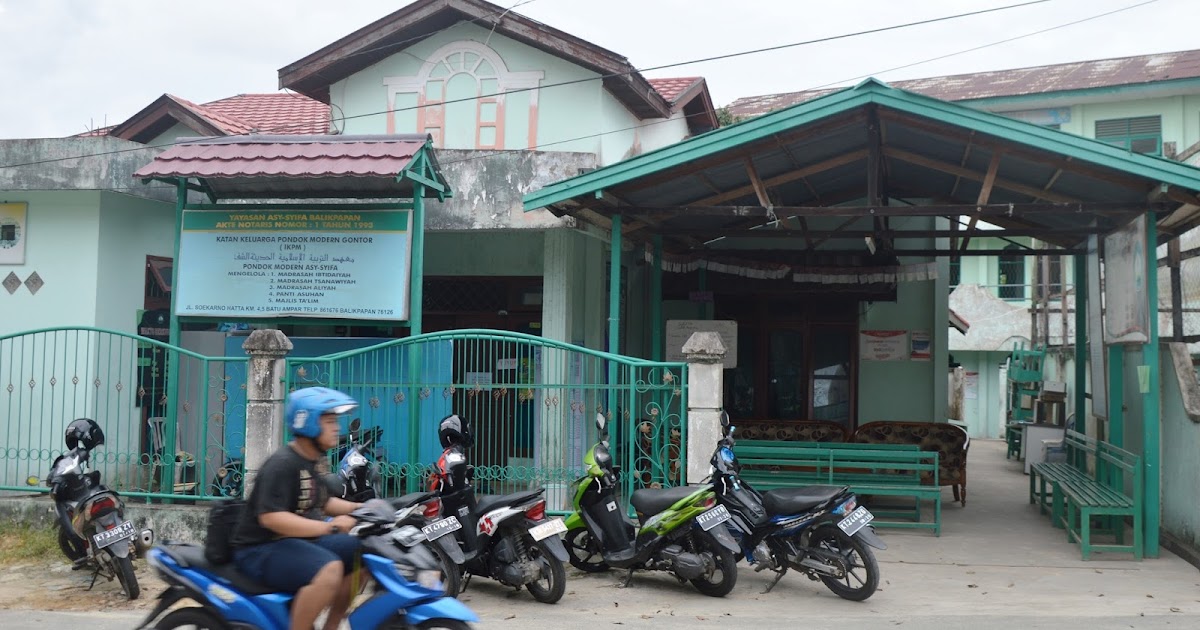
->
0;0;1193;139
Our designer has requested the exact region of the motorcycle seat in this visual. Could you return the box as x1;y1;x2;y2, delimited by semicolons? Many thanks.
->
389;491;435;509
630;485;696;517
161;544;276;595
761;486;845;516
474;489;544;515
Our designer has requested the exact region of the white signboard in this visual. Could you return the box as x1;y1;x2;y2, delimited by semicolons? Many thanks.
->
176;209;411;321
1103;216;1149;344
860;330;907;361
964;371;979;400
666;320;738;368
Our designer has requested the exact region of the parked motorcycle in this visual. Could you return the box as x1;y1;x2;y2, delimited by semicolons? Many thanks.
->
46;418;154;600
136;500;478;630
710;411;884;600
428;414;569;604
562;414;740;597
332;437;467;597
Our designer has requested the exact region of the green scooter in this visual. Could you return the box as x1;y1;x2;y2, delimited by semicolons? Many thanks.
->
562;414;740;596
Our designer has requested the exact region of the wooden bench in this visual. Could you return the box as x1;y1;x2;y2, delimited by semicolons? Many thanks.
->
734;440;942;535
1029;430;1142;560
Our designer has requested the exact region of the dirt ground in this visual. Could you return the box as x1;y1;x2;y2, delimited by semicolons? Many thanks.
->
0;556;167;614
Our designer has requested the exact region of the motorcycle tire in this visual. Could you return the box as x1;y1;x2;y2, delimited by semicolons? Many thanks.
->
427;542;463;597
383;616;471;630
153;606;226;629
524;537;566;604
688;530;738;598
56;525;86;562
807;526;879;602
564;528;609;573
114;554;140;600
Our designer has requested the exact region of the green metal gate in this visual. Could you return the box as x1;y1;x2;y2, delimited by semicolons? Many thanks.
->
0;327;247;501
285;330;687;511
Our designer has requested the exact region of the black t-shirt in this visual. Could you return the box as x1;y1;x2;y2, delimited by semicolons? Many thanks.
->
233;445;329;547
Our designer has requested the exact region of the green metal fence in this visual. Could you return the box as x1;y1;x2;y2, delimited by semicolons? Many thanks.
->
0;327;247;502
285;329;687;512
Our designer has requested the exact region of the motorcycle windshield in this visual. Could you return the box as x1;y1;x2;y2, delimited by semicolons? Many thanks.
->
49;454;80;482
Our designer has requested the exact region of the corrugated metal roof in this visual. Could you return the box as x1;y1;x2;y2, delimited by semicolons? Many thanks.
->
133;134;445;199
729;48;1200;118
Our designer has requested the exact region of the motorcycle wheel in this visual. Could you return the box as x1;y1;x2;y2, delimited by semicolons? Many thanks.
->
153;606;226;629
807;527;879;602
383;616;471;630
427;542;463;597
56;525;86;562
564;528;609;573
688;530;738;598
524;537;566;604
114;554;140;600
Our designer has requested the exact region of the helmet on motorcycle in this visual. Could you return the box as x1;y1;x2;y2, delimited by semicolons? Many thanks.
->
438;414;473;449
285;387;358;439
64;418;104;451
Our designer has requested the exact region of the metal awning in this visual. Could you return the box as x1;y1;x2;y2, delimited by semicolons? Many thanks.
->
524;78;1200;255
134;134;449;201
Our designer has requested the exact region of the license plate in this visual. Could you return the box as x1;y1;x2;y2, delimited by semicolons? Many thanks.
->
837;506;874;537
421;516;462;540
528;518;567;541
92;521;135;549
695;504;731;531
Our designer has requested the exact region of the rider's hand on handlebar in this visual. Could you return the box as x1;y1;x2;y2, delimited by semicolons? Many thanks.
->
330;514;357;534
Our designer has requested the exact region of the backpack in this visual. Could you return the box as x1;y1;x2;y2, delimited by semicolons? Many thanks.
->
204;498;245;565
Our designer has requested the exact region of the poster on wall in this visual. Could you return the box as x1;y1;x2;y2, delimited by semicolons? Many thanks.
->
964;371;979;400
1103;216;1149;344
175;209;411;321
0;202;27;265
910;330;931;361
860;330;907;361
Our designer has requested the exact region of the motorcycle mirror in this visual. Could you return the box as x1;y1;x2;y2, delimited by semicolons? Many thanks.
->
719;410;731;430
349;417;362;434
595;413;606;432
25;475;39;486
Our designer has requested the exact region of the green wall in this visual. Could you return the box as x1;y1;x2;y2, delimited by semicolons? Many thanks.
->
0;191;102;335
424;230;545;276
95;192;176;332
957;351;1007;438
1160;344;1200;552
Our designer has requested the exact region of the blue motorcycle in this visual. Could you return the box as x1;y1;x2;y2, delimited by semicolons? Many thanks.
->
709;412;885;600
136;502;479;629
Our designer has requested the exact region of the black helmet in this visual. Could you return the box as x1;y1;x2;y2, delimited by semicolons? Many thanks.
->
438;414;473;449
65;418;105;451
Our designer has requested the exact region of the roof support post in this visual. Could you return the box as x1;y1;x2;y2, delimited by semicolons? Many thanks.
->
1073;253;1087;437
867;106;886;247
1142;213;1161;558
405;184;426;492
1109;345;1125;446
651;235;663;361
160;178;188;500
1169;238;1183;342
607;214;622;417
961;152;1002;251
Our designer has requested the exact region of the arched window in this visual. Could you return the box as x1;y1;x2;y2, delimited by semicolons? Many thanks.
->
385;42;544;150
998;245;1025;299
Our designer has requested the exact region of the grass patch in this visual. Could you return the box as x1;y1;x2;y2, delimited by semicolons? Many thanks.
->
0;520;58;565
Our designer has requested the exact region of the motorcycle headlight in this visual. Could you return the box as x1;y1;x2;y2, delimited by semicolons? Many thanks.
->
416;570;442;590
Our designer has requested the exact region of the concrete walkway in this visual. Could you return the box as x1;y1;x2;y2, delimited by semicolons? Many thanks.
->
4;440;1199;629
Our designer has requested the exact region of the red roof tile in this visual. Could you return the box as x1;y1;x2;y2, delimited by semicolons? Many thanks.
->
202;93;330;135
648;77;704;102
728;48;1200;118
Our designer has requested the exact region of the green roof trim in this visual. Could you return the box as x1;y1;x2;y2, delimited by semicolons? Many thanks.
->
523;78;1200;212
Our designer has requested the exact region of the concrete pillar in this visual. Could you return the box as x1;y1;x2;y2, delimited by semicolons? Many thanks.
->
542;229;575;344
242;329;293;496
684;332;726;485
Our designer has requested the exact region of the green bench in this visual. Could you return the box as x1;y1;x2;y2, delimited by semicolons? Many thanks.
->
1029;430;1143;560
734;440;942;535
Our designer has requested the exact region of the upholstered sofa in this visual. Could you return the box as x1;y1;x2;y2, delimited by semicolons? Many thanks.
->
852;421;970;506
733;419;849;443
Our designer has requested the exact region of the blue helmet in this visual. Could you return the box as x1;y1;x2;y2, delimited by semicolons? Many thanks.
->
286;387;358;439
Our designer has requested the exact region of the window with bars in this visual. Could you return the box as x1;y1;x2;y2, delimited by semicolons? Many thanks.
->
998;245;1025;300
1095;115;1162;155
949;258;961;289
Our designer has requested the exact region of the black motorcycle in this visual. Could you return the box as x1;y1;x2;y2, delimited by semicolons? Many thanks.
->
710;411;884;600
47;418;153;599
429;445;570;604
331;435;467;597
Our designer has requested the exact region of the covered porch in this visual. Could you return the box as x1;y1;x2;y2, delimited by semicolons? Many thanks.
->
524;78;1200;559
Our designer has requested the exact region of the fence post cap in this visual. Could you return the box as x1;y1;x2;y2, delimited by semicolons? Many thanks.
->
682;331;726;363
242;329;293;355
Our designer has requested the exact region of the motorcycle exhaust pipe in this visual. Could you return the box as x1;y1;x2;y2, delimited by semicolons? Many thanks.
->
135;529;155;556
